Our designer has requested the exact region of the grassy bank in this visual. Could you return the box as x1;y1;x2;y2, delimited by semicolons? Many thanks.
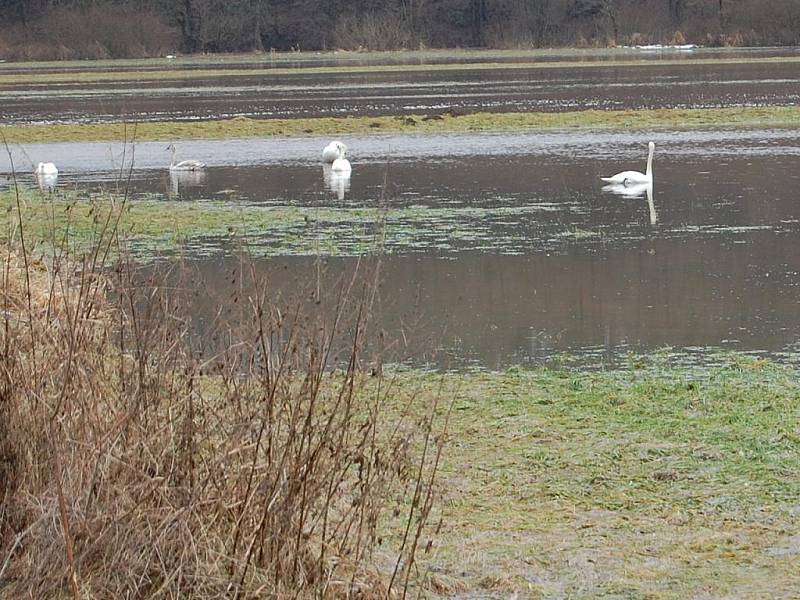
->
419;360;800;597
3;106;800;145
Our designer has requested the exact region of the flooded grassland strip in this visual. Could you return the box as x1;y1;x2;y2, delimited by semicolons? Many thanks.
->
0;48;781;73
4;55;800;85
3;106;800;144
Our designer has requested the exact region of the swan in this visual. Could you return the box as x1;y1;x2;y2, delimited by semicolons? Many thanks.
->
167;144;205;171
601;141;654;185
330;143;352;173
331;156;351;173
322;140;347;163
36;162;58;176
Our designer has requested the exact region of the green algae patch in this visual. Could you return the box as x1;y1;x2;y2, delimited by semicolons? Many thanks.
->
390;358;800;597
4;106;800;144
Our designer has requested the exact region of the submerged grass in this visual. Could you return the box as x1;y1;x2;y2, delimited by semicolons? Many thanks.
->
3;106;800;144
401;359;800;597
1;189;578;258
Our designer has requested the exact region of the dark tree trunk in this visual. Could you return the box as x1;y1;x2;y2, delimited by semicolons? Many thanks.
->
178;0;199;52
471;0;487;46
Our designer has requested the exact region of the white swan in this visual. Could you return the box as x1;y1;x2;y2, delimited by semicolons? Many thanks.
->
167;144;205;171
36;162;58;176
331;156;351;173
330;143;352;173
322;140;347;163
601;141;654;185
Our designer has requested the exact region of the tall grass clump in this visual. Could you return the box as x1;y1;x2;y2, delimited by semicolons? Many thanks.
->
0;172;446;597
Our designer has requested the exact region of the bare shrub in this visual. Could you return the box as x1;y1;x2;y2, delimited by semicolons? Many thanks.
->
334;11;414;51
1;5;177;61
0;179;445;596
669;30;687;45
727;0;800;45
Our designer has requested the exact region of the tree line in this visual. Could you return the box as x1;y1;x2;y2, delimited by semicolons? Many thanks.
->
1;0;799;60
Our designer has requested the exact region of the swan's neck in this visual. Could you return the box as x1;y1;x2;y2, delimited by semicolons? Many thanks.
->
645;145;654;178
170;147;176;168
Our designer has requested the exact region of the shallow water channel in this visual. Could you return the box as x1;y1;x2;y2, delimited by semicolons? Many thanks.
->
3;127;800;367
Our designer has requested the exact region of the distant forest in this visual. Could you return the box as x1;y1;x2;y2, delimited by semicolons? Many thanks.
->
1;0;799;60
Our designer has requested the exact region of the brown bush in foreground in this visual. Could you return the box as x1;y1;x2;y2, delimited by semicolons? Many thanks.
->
0;198;445;597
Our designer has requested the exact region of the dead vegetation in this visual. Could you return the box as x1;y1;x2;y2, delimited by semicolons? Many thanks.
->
0;177;446;597
0;5;176;61
1;0;799;58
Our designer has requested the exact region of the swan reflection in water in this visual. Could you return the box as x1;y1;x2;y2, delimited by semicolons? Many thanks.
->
322;164;351;200
36;171;58;193
35;161;58;193
602;180;657;225
169;168;207;198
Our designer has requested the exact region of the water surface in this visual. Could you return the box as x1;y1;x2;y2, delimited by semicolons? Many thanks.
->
4;129;798;367
3;52;800;124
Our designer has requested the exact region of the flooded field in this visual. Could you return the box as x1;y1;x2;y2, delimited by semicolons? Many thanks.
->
3;51;800;125
2;49;800;368
3;127;800;367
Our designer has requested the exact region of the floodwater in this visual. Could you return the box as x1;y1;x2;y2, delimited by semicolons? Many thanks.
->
3;47;800;368
3;52;800;124
3;128;800;368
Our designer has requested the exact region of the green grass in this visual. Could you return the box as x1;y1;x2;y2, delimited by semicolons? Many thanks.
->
3;106;800;144
393;358;800;597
